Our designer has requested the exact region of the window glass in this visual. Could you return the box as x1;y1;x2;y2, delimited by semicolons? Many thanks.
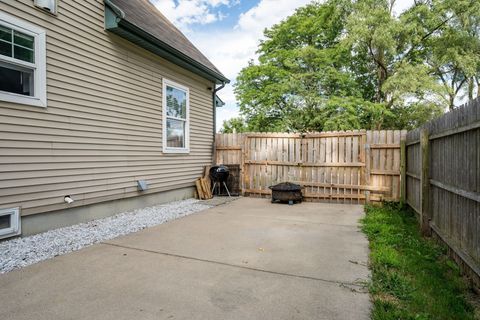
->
166;86;187;119
14;46;34;63
0;63;34;96
0;28;34;63
13;30;34;63
14;31;34;49
163;81;188;152
0;40;11;57
0;25;11;42
167;118;185;148
0;215;10;230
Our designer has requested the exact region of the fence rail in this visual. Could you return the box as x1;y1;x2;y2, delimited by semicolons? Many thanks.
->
404;98;480;287
215;130;406;204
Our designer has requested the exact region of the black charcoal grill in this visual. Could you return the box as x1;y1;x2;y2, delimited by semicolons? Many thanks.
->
269;182;303;204
210;165;231;197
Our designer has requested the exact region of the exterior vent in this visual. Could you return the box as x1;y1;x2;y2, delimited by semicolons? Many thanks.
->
137;180;148;191
34;0;57;15
0;207;21;240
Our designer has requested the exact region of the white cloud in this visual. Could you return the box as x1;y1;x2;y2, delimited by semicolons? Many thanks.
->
153;0;233;30
392;0;414;16
236;0;311;34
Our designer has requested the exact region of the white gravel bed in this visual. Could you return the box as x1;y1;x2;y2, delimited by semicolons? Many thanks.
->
0;198;213;274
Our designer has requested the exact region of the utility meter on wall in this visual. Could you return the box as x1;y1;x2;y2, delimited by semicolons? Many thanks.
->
34;0;57;15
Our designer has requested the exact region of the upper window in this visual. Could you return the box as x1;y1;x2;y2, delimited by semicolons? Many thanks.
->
0;12;46;107
163;79;189;153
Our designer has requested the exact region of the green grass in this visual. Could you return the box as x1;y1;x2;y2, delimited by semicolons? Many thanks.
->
361;203;477;320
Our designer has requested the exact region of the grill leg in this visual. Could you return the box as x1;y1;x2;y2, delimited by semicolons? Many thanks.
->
222;181;231;197
211;182;218;195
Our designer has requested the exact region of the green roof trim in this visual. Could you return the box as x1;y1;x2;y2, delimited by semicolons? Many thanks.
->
104;0;229;84
215;95;225;107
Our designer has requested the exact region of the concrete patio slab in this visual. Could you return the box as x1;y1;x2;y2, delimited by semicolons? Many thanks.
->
106;198;369;284
0;197;371;320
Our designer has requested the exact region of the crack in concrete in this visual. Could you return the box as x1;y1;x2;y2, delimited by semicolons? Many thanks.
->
228;214;361;228
102;242;368;290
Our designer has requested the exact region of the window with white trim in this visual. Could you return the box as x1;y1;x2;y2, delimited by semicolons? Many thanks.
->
163;79;190;153
0;12;46;107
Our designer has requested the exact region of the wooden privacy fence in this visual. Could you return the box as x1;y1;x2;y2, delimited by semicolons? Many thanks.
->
403;98;480;286
215;130;406;204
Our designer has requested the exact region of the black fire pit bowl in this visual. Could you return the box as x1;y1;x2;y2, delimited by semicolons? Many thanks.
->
269;182;303;205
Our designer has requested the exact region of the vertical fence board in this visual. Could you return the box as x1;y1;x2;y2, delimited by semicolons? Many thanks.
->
404;99;480;287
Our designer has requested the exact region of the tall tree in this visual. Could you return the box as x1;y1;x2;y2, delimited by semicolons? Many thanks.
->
426;0;480;108
234;0;480;131
234;0;379;132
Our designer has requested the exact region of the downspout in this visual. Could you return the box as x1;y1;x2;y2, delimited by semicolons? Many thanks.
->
212;82;226;164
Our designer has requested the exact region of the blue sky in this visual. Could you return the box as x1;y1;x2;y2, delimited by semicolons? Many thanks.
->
189;1;259;31
152;0;414;130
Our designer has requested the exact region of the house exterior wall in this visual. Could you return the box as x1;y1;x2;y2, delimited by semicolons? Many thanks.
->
0;0;215;219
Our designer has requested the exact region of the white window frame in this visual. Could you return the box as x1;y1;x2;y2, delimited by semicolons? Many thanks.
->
0;12;47;108
162;78;190;154
0;207;21;239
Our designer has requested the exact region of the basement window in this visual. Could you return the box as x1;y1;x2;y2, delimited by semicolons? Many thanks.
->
0;207;21;239
163;79;190;153
0;12;46;107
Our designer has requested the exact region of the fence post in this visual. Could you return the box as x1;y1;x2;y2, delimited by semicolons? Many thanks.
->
420;129;431;236
400;140;406;205
241;135;248;196
359;133;366;183
300;134;307;186
364;142;371;203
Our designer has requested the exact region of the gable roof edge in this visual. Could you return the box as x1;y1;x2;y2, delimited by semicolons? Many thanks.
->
104;0;229;84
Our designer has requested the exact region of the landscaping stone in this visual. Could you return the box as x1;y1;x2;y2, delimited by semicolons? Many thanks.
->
0;199;213;273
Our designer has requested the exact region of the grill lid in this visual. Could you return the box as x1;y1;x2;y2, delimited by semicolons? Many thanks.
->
210;165;230;182
269;182;303;191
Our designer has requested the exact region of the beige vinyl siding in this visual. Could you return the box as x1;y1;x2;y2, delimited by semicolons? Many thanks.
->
0;0;216;216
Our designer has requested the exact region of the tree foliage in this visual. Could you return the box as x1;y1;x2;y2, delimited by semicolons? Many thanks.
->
231;0;480;132
220;117;248;133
